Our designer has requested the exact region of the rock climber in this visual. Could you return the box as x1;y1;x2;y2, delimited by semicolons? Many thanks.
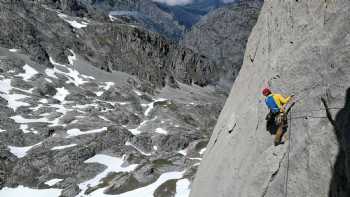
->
262;88;294;146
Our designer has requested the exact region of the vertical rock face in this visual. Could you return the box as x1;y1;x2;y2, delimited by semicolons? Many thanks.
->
181;0;262;91
191;1;350;197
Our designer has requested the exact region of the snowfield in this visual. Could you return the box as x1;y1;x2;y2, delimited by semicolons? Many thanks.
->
0;43;210;197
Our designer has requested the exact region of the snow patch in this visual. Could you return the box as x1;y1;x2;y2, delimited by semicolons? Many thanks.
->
199;148;206;155
39;98;48;104
175;179;191;197
109;15;117;22
58;13;88;29
66;127;107;137
51;144;77;150
86;171;185;197
103;82;114;91
20;124;37;134
125;141;151;156
8;142;42;158
79;154;138;194
9;48;19;52
0;79;30;110
0;186;62;197
45;78;53;83
53;87;70;102
12;107;68;127
117;102;129;105
45;179;63;186
48;57;89;86
11;115;49;124
128;120;148;135
144;98;167;116
96;91;104;97
98;116;110;122
13;87;33;94
155;128;168;135
133;90;143;96
16;64;38;81
67;49;76;65
178;149;187;156
81;74;95;80
188;157;202;161
72;103;98;109
45;67;58;79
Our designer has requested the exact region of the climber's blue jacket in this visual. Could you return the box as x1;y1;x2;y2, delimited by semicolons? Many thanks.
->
265;93;291;113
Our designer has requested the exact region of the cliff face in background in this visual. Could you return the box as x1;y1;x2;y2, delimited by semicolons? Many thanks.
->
191;1;350;197
88;0;187;40
88;0;223;40
0;0;218;89
181;0;262;91
155;0;223;29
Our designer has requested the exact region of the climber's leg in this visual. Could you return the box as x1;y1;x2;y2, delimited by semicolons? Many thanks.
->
274;126;283;146
283;112;290;142
274;113;285;146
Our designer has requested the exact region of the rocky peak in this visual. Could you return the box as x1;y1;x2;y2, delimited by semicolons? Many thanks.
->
181;0;262;92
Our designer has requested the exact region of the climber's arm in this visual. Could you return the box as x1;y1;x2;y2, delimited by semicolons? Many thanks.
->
275;94;291;105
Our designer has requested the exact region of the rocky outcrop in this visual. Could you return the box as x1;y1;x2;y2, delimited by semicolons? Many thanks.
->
182;0;262;91
191;1;350;197
80;24;218;87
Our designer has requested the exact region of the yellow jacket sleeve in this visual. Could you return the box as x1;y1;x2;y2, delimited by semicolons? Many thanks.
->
275;94;291;105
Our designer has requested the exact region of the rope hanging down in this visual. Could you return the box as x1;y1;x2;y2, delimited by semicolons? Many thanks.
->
282;97;342;196
284;107;292;197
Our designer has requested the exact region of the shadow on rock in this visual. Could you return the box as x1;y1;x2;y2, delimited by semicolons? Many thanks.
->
328;88;350;197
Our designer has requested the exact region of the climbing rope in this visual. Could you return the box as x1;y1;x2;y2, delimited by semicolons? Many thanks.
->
289;106;342;120
282;102;340;197
284;108;292;197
